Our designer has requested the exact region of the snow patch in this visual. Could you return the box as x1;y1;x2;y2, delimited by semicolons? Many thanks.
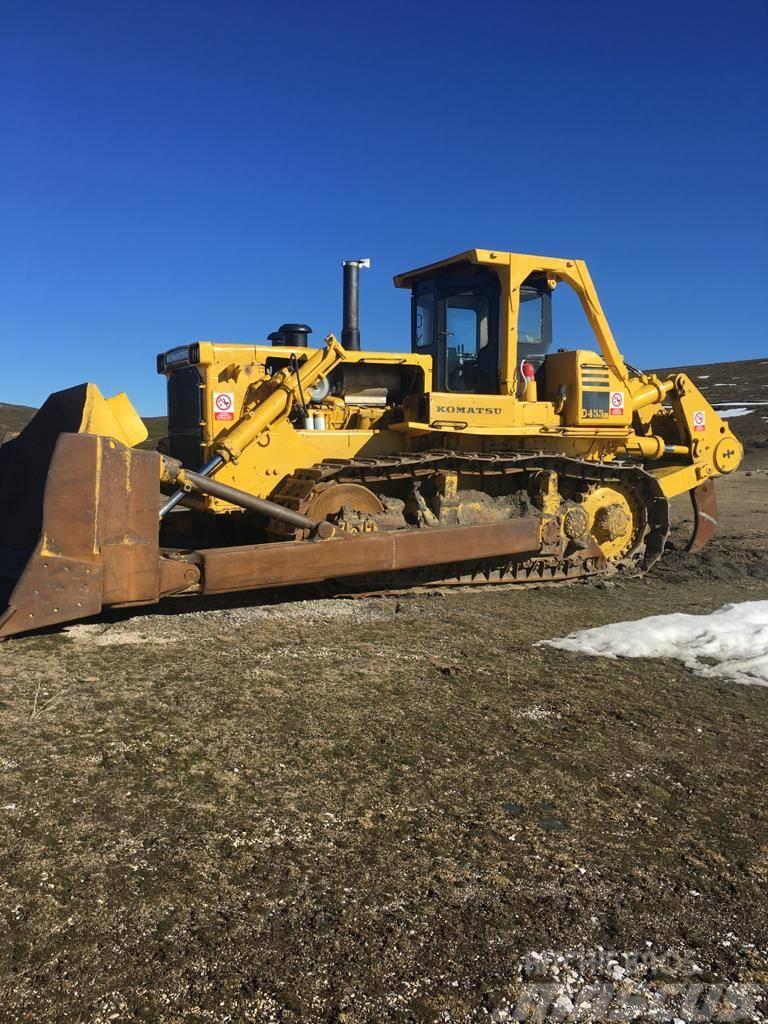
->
718;407;753;418
713;400;768;407
539;602;768;686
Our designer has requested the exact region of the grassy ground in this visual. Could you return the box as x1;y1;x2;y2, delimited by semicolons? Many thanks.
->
0;473;767;1022
1;358;766;1020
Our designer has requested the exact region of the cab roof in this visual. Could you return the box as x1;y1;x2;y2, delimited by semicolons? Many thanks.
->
393;249;560;289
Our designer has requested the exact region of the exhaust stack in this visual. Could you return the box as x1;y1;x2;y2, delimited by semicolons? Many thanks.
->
341;258;370;351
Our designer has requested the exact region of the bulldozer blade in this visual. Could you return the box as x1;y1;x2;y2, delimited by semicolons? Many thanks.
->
0;385;101;587
686;479;718;553
0;424;165;640
0;383;149;585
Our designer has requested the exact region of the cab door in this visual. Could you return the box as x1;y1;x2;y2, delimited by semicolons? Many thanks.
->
440;292;493;394
412;272;501;394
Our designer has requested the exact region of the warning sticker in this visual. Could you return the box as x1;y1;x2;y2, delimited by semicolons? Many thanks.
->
609;391;625;416
693;410;706;432
213;392;235;421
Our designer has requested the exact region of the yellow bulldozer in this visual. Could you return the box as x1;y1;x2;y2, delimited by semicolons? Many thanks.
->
0;249;743;639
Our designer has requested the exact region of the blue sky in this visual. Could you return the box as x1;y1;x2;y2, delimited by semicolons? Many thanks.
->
2;0;766;414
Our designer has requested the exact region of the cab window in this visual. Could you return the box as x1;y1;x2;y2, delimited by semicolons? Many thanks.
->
445;294;490;392
517;282;552;365
410;268;501;394
415;293;435;347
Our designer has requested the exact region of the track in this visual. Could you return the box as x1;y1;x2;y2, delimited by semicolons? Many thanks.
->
266;451;670;590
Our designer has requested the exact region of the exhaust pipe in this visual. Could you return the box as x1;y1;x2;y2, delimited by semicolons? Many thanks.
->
341;258;370;351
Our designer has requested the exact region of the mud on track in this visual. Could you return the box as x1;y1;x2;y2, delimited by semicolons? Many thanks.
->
0;473;767;1022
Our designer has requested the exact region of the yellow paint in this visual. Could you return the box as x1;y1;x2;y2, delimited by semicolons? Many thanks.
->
212;335;346;463
151;249;741;513
79;385;148;447
580;484;639;559
536;471;561;517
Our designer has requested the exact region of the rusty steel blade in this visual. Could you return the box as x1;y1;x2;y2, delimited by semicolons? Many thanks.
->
0;432;165;640
686;479;718;553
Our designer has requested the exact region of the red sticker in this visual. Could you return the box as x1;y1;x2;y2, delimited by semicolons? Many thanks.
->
609;391;625;416
213;392;235;421
693;410;706;432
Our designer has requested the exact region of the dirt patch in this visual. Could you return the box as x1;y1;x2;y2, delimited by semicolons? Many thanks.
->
62;599;405;648
0;473;767;1022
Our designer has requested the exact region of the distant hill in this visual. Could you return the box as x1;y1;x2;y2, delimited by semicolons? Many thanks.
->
0;400;167;451
2;356;766;465
655;355;768;404
139;416;169;452
0;402;37;440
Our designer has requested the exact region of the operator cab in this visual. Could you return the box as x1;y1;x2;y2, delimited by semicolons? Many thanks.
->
401;258;552;395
